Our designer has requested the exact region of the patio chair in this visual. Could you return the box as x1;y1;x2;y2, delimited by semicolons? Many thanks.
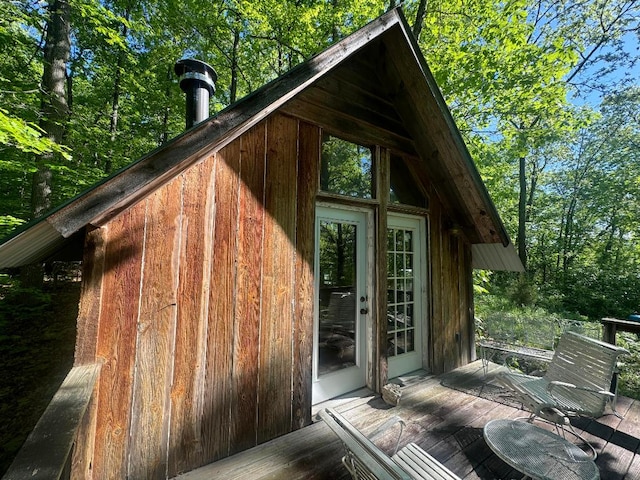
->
319;408;461;480
496;331;628;455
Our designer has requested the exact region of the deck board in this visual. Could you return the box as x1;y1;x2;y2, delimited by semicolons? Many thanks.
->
173;361;640;479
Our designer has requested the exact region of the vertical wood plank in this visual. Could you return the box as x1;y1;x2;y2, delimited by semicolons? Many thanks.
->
422;215;432;371
258;114;298;443
375;147;390;392
168;159;215;476
74;226;105;365
230;123;266;453
291;121;319;429
127;177;182;479
447;234;460;371
462;240;474;364
202;139;241;461
439;231;453;373
467;244;475;362
92;205;145;479
459;237;468;367
429;199;445;374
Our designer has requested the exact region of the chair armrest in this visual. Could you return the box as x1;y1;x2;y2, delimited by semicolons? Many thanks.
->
548;381;615;397
367;416;406;456
548;380;576;390
319;408;412;479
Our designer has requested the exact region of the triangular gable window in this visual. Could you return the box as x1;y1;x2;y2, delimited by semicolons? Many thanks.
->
389;154;428;208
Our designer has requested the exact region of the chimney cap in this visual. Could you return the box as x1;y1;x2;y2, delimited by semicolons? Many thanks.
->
174;58;217;95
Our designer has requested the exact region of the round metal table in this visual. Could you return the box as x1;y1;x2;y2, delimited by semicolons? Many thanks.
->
483;419;599;480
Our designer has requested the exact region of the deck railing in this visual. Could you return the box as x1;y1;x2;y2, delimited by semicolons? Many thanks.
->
2;363;101;480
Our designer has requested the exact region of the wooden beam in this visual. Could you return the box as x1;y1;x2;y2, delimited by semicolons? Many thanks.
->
168;159;216;475
374;147;390;392
258;114;298;443
292;121;320;430
92;204;145;478
74;227;105;365
312;72;403;129
4;364;101;480
297;85;410;140
202;141;241;462
281;97;416;155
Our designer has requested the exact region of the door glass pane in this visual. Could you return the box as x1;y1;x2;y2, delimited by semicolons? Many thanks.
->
318;220;358;376
387;227;415;357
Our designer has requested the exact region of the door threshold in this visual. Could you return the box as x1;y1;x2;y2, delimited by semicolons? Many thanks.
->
311;387;375;419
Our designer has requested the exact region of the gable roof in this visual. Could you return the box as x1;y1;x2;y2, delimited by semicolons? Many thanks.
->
0;8;523;272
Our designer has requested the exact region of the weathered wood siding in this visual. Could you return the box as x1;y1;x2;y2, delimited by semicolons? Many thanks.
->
75;113;318;479
72;111;475;477
428;192;474;375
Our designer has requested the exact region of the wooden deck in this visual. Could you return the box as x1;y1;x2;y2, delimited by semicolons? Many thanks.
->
174;361;640;479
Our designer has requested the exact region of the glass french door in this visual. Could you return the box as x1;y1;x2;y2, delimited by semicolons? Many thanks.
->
313;207;368;404
387;214;425;379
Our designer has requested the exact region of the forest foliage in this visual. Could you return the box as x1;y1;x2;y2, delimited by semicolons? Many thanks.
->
0;0;639;319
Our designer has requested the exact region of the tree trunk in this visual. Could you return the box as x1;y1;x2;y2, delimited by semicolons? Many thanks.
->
555;203;567;273
517;155;527;269
230;28;240;103
107;15;129;174
563;196;577;272
24;0;70;288
412;0;428;41
32;0;71;219
161;66;172;145
539;233;547;283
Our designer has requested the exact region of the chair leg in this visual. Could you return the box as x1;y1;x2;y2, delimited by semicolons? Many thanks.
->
481;348;489;377
524;409;598;460
565;422;598;460
341;453;358;479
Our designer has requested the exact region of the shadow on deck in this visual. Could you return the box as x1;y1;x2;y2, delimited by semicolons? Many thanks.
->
174;361;640;479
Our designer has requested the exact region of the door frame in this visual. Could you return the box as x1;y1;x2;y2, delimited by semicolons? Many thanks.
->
312;204;374;405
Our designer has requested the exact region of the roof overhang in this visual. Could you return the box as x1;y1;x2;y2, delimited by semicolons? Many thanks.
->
0;221;65;269
0;220;85;269
472;242;524;272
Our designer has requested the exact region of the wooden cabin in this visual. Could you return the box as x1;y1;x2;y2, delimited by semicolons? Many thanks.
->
0;8;522;479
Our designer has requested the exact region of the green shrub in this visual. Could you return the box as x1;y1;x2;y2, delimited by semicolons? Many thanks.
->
507;276;538;307
0;284;51;334
0;282;71;475
616;333;640;400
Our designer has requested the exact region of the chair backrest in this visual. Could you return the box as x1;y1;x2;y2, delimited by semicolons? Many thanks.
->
546;331;628;415
559;319;602;340
482;312;557;350
319;408;412;480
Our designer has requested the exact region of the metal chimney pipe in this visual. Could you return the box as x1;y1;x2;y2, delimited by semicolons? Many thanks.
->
174;58;217;129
